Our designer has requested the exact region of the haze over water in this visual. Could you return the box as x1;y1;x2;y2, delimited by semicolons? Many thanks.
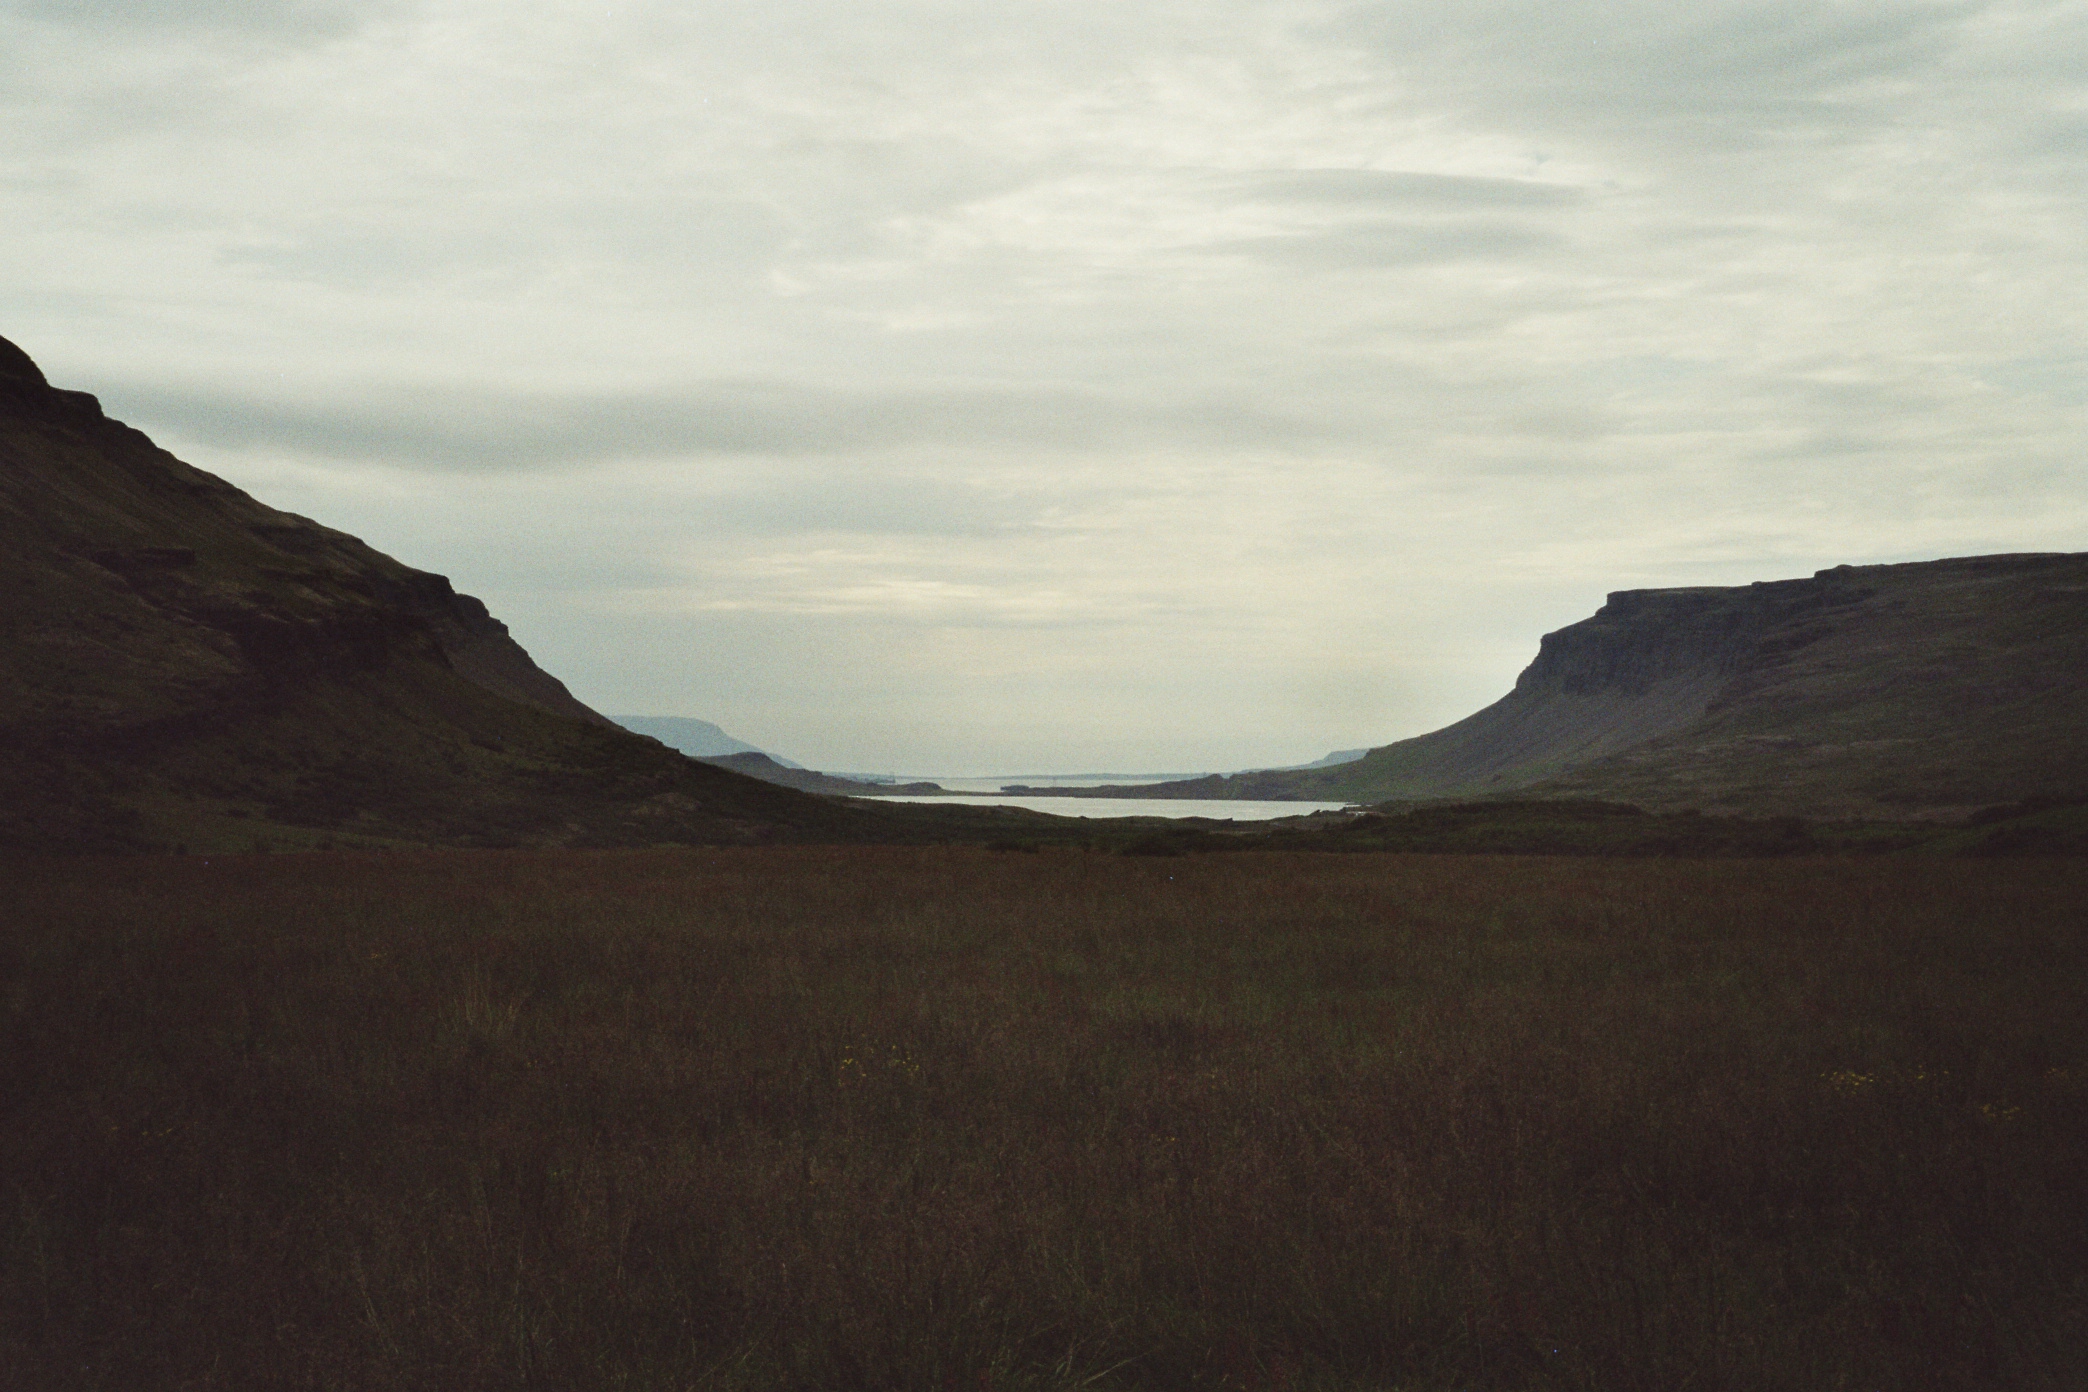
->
923;775;1214;793
864;794;1355;821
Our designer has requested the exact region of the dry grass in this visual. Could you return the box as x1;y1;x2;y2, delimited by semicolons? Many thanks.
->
3;847;2084;1389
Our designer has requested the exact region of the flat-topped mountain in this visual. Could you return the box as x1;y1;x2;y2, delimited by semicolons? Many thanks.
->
0;334;865;851
613;715;806;767
1052;554;2088;818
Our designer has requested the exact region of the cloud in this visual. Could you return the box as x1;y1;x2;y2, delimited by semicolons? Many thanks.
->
4;0;2085;768
2;0;406;38
103;377;1347;470
1220;219;1566;269
1231;169;1587;210
1332;0;1979;118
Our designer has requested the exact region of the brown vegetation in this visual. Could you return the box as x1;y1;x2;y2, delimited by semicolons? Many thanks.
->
4;849;2084;1389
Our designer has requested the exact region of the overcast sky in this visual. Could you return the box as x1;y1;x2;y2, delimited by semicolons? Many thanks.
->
5;1;2084;772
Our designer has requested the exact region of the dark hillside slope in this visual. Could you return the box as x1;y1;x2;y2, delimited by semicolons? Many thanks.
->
1076;555;2088;818
0;334;864;851
1528;556;2088;816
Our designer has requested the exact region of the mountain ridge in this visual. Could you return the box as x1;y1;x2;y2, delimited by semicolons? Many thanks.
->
0;333;869;851
1024;554;2088;818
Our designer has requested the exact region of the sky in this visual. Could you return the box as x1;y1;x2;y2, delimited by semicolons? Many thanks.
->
4;0;2085;773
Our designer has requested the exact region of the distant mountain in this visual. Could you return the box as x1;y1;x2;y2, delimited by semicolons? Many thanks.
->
0;333;869;851
613;715;805;767
994;750;1362;792
1261;747;1368;771
1029;555;2088;819
697;752;943;797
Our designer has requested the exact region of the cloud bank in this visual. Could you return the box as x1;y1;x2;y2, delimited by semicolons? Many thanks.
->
3;0;2083;770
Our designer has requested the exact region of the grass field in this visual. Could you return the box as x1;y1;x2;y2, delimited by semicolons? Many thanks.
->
3;848;2084;1390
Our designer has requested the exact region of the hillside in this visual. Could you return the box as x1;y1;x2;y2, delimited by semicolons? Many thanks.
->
0;334;869;851
1047;555;2088;818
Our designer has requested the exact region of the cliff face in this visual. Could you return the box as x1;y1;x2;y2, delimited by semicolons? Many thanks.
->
1513;571;1875;698
1530;555;2088;816
1089;554;2088;817
1316;554;2088;816
0;334;855;851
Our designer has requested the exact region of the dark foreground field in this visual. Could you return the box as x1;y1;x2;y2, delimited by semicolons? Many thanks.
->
4;849;2085;1391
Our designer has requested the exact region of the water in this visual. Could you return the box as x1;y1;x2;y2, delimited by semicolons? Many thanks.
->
859;794;1354;820
862;774;1211;793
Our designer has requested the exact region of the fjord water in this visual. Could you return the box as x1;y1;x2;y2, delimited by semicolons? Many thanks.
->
864;793;1354;819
